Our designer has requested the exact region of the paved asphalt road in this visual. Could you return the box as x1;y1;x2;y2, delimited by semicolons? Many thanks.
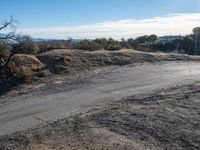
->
1;62;200;136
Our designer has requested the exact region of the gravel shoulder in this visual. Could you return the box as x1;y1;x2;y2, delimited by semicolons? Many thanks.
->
1;83;200;150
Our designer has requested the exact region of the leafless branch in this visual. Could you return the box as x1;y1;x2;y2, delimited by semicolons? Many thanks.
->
0;16;16;30
0;16;20;69
0;17;19;42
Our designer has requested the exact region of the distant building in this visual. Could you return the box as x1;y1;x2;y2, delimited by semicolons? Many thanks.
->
159;36;183;44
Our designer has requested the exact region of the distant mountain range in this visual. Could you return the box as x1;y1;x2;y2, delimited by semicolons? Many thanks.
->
34;38;80;42
32;38;51;42
0;33;81;43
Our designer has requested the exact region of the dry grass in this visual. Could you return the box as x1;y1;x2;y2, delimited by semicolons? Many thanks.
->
1;49;200;95
0;54;45;94
8;54;44;72
37;49;200;74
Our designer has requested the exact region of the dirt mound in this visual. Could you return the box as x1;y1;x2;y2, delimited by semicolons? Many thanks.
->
7;54;44;72
0;54;45;95
38;49;199;74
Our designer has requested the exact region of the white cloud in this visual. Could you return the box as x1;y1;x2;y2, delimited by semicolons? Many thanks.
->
19;13;200;39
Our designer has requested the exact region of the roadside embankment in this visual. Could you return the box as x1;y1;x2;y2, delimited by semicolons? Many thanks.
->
1;49;200;95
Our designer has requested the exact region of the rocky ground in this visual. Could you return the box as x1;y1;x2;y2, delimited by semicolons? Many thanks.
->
1;83;200;150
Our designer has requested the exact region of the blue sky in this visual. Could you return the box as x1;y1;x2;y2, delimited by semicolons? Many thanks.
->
0;0;200;39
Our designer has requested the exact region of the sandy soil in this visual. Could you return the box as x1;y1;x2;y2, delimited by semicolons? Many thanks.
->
1;83;200;150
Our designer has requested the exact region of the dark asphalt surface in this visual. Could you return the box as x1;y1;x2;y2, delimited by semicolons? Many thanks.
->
0;62;200;136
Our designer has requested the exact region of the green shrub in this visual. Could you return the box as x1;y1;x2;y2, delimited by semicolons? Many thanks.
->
74;40;103;51
12;36;39;54
105;44;122;51
0;41;12;55
17;69;34;82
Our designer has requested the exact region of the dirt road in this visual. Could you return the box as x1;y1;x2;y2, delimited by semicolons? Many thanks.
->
1;62;200;137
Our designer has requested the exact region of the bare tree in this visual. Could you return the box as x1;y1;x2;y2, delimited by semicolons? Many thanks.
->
0;16;21;69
